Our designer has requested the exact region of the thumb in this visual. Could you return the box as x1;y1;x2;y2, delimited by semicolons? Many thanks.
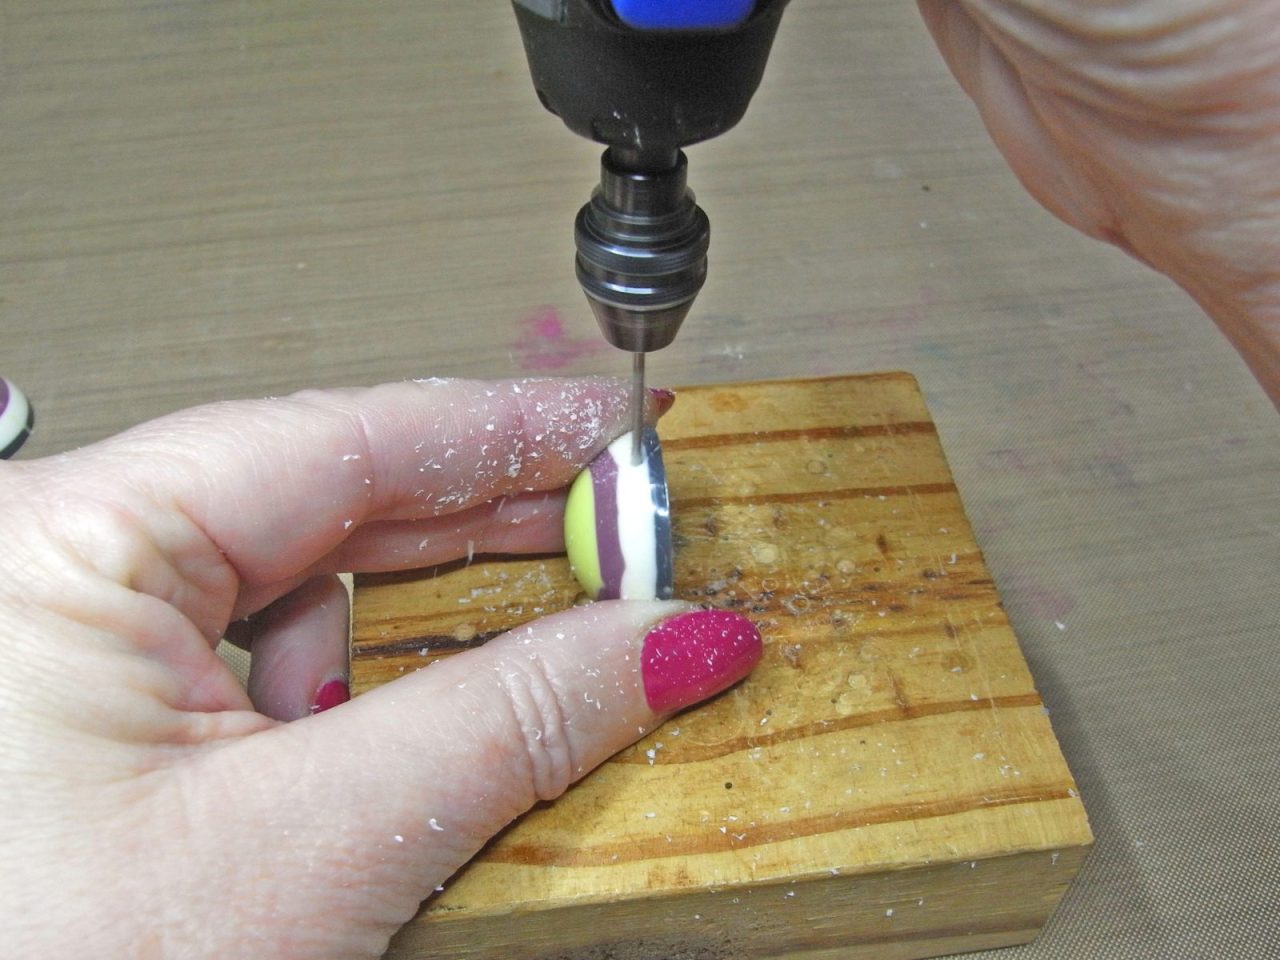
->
202;601;761;957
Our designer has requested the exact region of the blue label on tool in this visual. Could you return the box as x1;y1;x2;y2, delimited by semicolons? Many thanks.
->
610;0;755;30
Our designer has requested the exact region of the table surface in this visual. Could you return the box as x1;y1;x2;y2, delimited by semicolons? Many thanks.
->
5;2;1277;957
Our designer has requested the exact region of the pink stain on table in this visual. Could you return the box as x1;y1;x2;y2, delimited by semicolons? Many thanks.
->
1004;573;1078;623
510;306;607;372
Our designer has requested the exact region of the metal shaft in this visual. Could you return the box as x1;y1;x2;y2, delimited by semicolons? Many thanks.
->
630;351;645;465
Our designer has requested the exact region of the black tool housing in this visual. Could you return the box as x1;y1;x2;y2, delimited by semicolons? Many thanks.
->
512;0;788;159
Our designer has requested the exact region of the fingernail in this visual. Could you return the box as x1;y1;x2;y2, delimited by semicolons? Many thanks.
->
648;387;676;418
311;678;350;714
641;610;762;713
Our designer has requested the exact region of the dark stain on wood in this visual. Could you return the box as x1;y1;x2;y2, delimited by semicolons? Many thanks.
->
663;420;938;452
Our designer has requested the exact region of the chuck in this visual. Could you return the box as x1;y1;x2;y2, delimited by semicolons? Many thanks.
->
574;147;710;353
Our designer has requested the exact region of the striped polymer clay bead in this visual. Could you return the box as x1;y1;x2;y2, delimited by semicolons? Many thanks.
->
564;427;674;601
0;377;33;460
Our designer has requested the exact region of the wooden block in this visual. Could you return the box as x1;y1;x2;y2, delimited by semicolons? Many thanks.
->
352;373;1092;960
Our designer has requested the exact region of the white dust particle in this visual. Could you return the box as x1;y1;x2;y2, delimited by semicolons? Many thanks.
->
342;454;361;461
343;519;354;530
1055;621;1067;631
644;812;656;819
393;835;404;843
429;818;444;832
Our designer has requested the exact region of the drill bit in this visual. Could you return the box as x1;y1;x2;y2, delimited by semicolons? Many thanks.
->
630;350;645;465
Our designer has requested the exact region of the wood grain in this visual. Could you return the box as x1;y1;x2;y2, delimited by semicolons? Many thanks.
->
352;373;1092;960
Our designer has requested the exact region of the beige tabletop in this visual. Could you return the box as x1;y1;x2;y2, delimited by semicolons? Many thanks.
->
4;1;1278;957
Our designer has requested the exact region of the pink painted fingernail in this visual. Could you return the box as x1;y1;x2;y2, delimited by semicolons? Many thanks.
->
311;678;350;714
641;610;762;713
648;387;676;417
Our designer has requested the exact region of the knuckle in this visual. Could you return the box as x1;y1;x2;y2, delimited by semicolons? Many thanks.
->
492;654;575;804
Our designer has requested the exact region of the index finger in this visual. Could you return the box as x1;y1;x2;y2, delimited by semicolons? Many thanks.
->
66;377;662;588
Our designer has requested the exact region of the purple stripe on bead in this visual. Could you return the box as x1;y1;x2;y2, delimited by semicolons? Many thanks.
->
591;445;625;600
0;378;10;411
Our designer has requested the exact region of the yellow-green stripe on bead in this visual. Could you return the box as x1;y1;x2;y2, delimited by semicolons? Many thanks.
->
564;467;604;599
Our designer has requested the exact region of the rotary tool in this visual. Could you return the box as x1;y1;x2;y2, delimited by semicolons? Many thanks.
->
510;0;790;461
